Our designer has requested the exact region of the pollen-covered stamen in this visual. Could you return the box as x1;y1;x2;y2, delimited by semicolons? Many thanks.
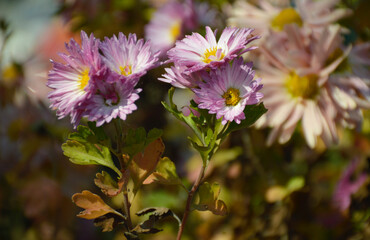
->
202;47;225;64
285;72;319;99
119;65;132;76
271;7;303;31
78;69;90;91
223;88;241;106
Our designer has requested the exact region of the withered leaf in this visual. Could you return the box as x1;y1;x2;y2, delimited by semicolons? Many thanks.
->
72;190;124;219
94;171;128;197
194;182;228;216
129;138;165;194
136;207;173;217
151;157;182;185
124;232;140;240
131;207;177;235
94;215;115;232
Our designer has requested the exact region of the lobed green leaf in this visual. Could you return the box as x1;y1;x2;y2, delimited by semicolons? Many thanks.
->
62;140;122;177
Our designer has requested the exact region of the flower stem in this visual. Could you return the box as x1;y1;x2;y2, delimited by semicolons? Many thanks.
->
176;164;206;240
113;119;133;231
123;189;133;230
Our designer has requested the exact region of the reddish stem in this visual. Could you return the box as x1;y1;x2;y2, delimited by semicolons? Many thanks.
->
176;165;205;240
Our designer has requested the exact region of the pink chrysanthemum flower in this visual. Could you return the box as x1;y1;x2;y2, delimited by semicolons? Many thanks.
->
193;58;263;125
47;31;104;126
167;26;259;74
100;33;159;84
158;65;203;89
83;78;141;127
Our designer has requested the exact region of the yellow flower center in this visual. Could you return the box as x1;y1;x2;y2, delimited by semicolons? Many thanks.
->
271;8;303;31
78;69;90;91
119;65;132;76
170;21;181;42
2;64;19;85
223;88;241;106
285;72;319;99
202;47;225;64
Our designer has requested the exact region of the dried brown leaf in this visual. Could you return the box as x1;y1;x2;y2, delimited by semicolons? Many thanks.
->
129;138;164;191
72;190;122;219
94;216;115;232
94;171;128;197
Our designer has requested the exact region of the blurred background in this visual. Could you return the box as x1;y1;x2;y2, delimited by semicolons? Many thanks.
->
0;0;369;239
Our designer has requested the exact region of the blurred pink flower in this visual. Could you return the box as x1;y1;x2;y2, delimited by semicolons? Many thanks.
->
145;0;218;56
332;158;367;212
254;25;368;148
296;0;352;28
327;43;370;129
227;0;351;37
145;0;194;56
348;43;370;79
227;0;286;36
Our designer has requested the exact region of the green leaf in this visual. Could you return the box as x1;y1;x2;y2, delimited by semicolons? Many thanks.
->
221;103;267;138
286;176;305;193
146;128;163;145
265;176;305;203
194;182;228;216
151;157;182;186
123;127;163;157
123;127;147;157
162;88;203;143
62;140;122;177
69;125;93;143
212;147;243;167
88;121;108;141
205;128;214;145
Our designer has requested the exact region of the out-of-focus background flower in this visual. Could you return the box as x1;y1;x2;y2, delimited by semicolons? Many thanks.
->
0;0;369;239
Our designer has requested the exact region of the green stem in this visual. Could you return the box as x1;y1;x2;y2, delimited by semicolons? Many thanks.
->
113;119;133;231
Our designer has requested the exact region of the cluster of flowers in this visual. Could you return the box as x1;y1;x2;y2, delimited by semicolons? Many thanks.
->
159;26;263;124
47;31;159;127
48;25;264;128
228;0;370;148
